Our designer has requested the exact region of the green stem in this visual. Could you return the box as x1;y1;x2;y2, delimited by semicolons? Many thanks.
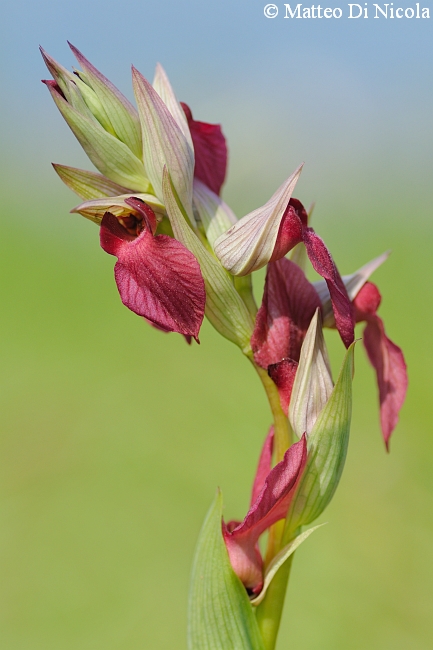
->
255;555;294;650
252;364;295;649
254;365;291;463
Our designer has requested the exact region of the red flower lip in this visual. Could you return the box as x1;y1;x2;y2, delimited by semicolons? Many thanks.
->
100;199;206;341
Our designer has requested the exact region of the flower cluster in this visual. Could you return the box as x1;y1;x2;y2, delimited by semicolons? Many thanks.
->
41;44;408;619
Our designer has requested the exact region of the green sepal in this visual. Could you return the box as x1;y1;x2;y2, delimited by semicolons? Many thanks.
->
53;164;132;201
193;179;238;248
188;491;265;650
72;72;117;136
132;66;195;222
46;83;148;192
40;47;77;102
71;193;165;224
288;309;334;439
284;342;355;538
250;524;325;606
162;168;254;352
69;43;143;159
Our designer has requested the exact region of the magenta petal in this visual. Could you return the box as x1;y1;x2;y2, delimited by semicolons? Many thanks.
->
223;435;307;590
269;199;306;263
363;317;407;450
100;212;206;340
181;102;227;196
354;282;408;448
251;257;322;368
268;359;299;415
302;228;355;348
250;427;274;507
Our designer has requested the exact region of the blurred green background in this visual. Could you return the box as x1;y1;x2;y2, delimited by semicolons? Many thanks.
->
1;1;432;648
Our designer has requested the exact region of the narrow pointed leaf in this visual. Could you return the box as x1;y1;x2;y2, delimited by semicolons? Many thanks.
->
188;491;265;650
132;67;195;221
53;164;132;201
193;179;237;248
45;83;149;191
250;524;325;606
284;342;355;536
289;309;334;439
214;165;303;276
162;168;254;352
69;43;143;159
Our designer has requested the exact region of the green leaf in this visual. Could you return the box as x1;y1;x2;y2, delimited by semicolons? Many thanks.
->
188;491;265;650
250;524;325;606
46;84;149;192
162;169;254;352
284;342;355;537
53;164;132;201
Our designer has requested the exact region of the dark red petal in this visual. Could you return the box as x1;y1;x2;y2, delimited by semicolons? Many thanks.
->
268;359;299;415
358;318;407;450
100;212;206;340
251;257;322;369
250;427;274;507
231;434;307;543
124;197;157;234
353;282;382;320
223;434;307;591
143;318;193;344
302;228;355;348
269;199;306;263
181;102;227;196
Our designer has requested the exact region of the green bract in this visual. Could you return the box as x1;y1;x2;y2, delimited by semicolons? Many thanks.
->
162;169;254;352
289;309;334;439
284;341;355;538
46;82;149;191
132;67;195;224
188;491;265;650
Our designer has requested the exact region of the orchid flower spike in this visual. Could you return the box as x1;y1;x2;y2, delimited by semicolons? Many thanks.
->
41;44;232;343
